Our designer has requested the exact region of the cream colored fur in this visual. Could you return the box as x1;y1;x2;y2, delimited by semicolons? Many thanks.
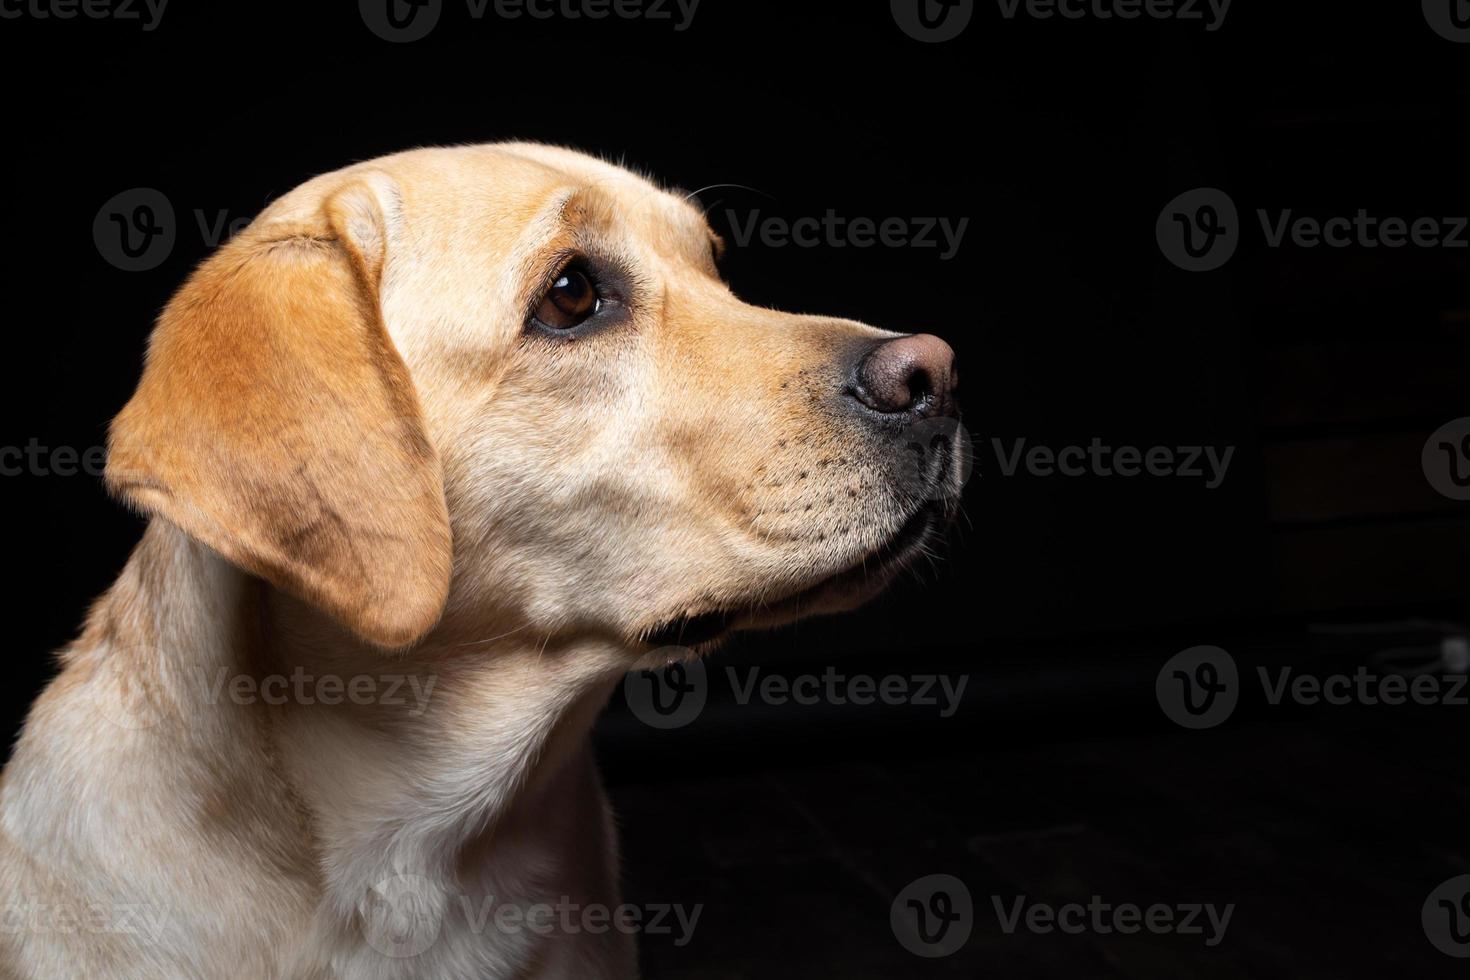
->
0;144;953;978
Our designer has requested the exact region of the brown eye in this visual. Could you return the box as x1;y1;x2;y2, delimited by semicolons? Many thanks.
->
534;266;600;330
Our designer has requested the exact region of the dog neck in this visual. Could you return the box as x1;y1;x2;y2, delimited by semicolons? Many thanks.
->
49;520;634;969
262;576;632;916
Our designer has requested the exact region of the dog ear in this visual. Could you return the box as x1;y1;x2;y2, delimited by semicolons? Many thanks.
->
105;177;452;650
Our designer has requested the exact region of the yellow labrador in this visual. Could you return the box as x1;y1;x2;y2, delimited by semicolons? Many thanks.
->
0;143;960;979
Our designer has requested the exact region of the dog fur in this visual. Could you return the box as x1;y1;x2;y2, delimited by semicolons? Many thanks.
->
0;143;957;978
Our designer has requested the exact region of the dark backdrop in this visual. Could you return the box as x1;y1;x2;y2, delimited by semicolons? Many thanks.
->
2;2;1469;977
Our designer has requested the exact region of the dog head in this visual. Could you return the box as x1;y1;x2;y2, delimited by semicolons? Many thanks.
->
106;144;962;652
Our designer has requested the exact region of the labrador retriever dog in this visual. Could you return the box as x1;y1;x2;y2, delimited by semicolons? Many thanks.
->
0;143;960;979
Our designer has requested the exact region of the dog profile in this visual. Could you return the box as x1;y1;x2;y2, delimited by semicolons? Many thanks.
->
0;143;960;979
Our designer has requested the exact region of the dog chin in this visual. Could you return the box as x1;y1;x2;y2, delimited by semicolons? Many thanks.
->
641;502;943;650
744;503;941;625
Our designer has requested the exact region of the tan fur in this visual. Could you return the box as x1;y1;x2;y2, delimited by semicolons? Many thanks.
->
0;144;957;979
106;177;452;649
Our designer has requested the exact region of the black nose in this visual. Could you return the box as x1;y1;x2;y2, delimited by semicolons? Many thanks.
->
851;334;958;418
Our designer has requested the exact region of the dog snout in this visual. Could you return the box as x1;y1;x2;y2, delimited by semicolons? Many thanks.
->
849;333;959;420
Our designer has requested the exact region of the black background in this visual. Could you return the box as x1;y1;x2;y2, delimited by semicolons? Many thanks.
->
3;1;1470;977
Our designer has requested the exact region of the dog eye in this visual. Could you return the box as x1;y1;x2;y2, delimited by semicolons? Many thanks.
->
533;266;601;330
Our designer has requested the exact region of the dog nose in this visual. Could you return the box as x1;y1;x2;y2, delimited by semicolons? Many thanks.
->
852;334;958;418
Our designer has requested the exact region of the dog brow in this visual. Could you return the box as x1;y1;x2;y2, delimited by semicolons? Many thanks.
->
500;187;587;313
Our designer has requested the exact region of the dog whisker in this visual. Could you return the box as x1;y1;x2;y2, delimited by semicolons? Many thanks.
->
452;623;532;647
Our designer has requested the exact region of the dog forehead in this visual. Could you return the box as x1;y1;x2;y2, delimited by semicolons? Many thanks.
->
257;143;713;266
435;143;714;254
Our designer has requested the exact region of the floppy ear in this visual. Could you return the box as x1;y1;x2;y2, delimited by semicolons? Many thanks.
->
105;177;452;650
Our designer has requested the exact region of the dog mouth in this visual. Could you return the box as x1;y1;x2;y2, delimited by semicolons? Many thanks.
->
785;501;943;603
641;420;964;650
641;502;944;649
642;609;737;650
